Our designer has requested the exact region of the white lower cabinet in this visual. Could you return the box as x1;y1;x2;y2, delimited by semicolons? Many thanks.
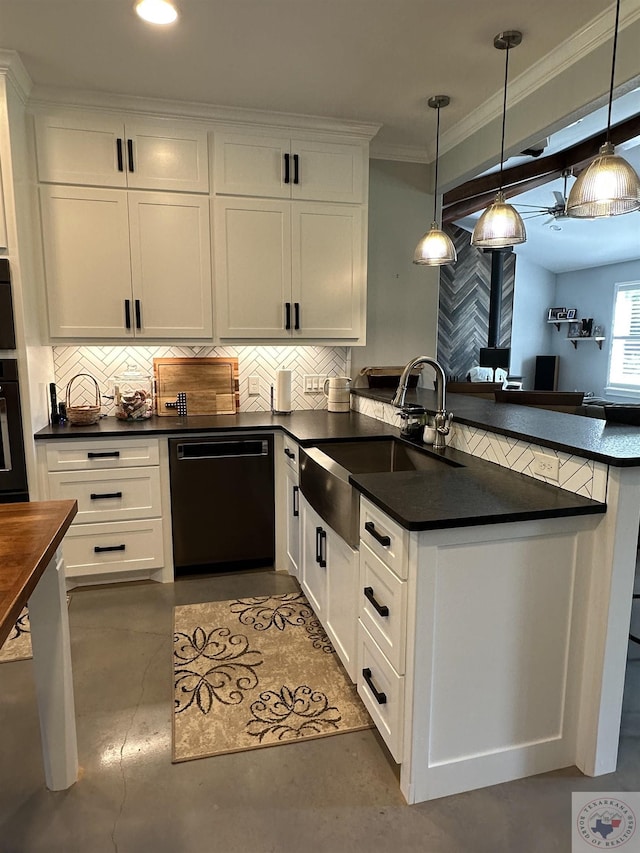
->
357;495;597;805
40;438;168;588
285;466;300;577
300;497;358;680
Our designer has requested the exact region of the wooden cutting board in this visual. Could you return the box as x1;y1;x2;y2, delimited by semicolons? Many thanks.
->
153;357;239;416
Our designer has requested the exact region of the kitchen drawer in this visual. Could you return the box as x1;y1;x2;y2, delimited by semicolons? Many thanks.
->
359;541;407;674
359;497;408;579
282;435;299;474
46;439;159;471
49;467;161;523
357;622;404;763
63;518;164;578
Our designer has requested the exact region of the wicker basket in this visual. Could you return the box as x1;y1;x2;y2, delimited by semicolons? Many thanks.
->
65;373;102;425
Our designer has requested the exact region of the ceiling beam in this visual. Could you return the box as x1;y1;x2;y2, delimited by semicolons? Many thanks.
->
442;112;640;221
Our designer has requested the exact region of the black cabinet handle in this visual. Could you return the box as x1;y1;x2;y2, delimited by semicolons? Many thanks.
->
127;138;135;172
364;521;391;547
293;153;299;185
294;302;300;330
90;491;123;500
315;526;322;563
364;586;389;617
116;138;124;172
285;302;291;330
87;451;120;459
319;528;327;568
362;668;387;705
284;152;290;184
293;485;299;518
135;299;141;330
94;544;126;553
284;447;295;459
125;299;131;330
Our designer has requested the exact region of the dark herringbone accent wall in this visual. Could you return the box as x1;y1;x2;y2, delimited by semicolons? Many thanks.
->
437;225;515;380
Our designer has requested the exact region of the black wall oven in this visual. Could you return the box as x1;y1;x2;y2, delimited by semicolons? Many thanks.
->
0;359;29;502
0;260;16;349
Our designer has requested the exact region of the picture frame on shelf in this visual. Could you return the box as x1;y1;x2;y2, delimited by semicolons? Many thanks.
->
567;321;582;338
566;308;577;320
548;307;566;321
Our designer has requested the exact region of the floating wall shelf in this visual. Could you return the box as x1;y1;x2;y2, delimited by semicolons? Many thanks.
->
568;336;606;350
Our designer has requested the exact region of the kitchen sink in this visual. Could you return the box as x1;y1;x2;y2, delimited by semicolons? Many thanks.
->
299;438;461;548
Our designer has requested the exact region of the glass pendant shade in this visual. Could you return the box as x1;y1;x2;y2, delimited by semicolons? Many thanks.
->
471;191;527;248
566;142;640;218
413;222;457;265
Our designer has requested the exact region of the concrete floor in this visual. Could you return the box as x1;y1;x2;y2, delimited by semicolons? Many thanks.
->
1;568;639;853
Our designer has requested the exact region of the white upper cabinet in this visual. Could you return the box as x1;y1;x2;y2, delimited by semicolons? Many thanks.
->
213;130;366;203
41;185;212;339
35;112;209;193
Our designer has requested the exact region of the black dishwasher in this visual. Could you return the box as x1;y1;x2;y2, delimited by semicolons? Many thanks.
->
168;434;274;574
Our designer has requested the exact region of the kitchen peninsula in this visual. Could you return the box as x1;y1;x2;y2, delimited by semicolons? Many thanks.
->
33;392;640;802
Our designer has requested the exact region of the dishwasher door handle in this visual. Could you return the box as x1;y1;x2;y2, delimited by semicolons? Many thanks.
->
176;439;270;460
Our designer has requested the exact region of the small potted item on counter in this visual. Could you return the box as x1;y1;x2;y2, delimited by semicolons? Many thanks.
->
112;364;154;421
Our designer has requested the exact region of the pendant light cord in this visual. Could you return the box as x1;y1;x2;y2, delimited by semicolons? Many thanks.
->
432;105;441;222
499;43;510;191
606;0;621;141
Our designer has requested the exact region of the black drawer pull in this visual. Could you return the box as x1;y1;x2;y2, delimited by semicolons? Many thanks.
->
293;153;299;185
315;526;322;563
319;528;327;568
94;544;126;553
285;301;291;330
135;299;141;330
124;299;131;330
364;521;391;547
293;485;299;518
127;138;135;172
284;152;290;184
294;302;300;330
90;491;123;500
284;448;295;459
364;586;389;617
362;668;387;705
116;138;124;172
87;451;120;459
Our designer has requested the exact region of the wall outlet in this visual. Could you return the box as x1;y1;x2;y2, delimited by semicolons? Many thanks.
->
532;451;560;482
248;375;260;396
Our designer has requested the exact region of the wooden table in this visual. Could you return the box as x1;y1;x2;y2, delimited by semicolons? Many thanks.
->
0;500;78;790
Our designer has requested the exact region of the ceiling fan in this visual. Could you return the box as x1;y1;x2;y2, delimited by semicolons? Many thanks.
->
514;169;573;229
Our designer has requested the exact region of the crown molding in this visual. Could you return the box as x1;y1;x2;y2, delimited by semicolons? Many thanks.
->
28;85;382;141
439;0;640;156
0;49;33;104
369;141;428;163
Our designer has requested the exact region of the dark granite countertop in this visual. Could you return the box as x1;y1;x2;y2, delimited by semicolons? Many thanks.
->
34;409;394;446
349;443;604;531
353;387;640;467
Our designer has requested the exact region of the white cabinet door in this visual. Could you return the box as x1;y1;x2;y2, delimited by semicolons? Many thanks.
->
285;466;300;577
214;197;292;339
35;112;127;188
128;192;212;338
292;202;363;339
300;500;327;619
35;112;209;192
291;139;365;203
125;120;209;193
40;185;133;338
325;526;358;681
213;132;290;198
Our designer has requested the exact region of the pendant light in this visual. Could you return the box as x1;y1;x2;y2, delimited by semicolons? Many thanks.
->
566;0;640;218
135;0;178;25
413;96;457;266
471;31;527;249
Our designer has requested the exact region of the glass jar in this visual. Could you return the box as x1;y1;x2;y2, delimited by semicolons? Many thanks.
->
112;364;154;420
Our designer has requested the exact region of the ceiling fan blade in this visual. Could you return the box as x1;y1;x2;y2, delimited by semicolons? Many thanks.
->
552;191;566;206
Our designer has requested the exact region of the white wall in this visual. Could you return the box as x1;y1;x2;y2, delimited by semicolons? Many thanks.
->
510;256;556;389
549;258;640;399
351;159;440;382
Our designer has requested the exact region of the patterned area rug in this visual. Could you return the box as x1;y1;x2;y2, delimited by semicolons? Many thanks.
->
173;592;372;762
0;607;32;663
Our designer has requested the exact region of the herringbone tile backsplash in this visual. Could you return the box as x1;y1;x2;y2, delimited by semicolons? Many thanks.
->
53;345;349;415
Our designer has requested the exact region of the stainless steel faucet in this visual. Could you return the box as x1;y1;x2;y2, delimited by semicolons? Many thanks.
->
392;356;453;449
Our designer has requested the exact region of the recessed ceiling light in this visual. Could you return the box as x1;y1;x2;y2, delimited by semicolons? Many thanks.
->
135;0;178;25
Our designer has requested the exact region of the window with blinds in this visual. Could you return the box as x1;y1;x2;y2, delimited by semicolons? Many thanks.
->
607;281;640;396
